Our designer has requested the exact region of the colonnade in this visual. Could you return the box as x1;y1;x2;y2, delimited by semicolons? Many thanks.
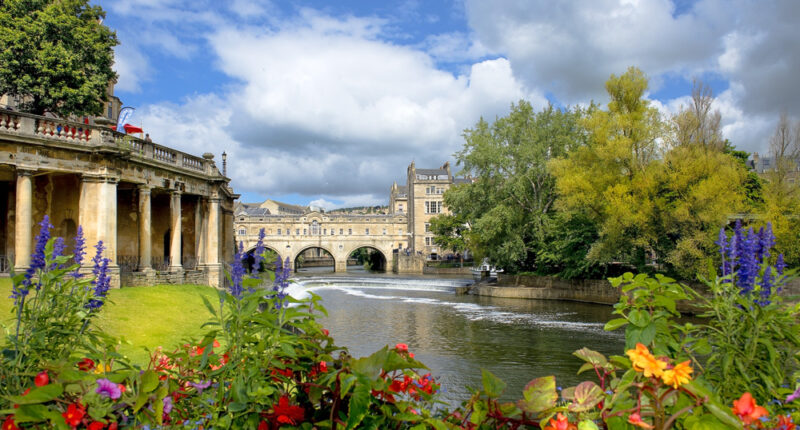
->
11;168;224;287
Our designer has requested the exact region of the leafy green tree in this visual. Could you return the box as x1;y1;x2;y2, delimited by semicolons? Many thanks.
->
0;0;118;117
762;113;800;267
428;213;469;265
550;67;663;270
443;101;589;273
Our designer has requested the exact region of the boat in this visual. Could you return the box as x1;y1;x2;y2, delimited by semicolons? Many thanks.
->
470;259;503;279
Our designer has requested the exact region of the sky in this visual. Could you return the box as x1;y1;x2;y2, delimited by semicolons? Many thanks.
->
96;0;800;209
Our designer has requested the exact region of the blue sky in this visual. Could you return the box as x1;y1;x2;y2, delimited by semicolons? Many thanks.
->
96;0;800;208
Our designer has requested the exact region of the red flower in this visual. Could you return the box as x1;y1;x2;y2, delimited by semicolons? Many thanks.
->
627;412;654;429
213;339;221;348
62;403;85;428
319;362;327;372
270;396;304;425
395;343;408;352
322;329;329;336
87;421;106;430
34;371;49;387
108;422;118;430
77;358;95;371
775;415;796;430
733;392;769;425
2;415;18;430
258;421;268;430
118;384;126;393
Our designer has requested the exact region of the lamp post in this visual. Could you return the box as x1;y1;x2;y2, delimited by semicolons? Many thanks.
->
221;151;227;177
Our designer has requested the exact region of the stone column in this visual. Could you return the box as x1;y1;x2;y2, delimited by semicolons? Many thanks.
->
169;190;182;271
14;169;33;269
195;198;205;265
138;185;152;271
79;174;119;286
201;196;222;287
334;258;347;273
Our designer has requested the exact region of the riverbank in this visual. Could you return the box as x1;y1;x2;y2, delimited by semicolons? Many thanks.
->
466;273;800;311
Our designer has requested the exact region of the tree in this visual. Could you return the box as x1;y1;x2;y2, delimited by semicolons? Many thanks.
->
442;101;589;273
0;0;118;117
549;67;663;269
762;113;800;266
428;213;469;265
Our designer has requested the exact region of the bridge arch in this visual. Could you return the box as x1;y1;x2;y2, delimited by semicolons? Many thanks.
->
293;245;335;273
345;244;389;272
243;244;283;273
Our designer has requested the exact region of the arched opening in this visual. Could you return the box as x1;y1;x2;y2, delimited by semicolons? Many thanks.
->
347;247;387;273
294;247;334;273
244;246;281;274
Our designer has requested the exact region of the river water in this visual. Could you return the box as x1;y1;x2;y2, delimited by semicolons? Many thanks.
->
290;271;625;406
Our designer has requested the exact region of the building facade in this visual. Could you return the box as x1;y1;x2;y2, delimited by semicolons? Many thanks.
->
0;108;237;287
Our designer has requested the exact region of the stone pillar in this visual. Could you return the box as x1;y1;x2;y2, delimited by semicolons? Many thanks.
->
201;196;222;287
14;169;33;269
195;198;205;265
79;175;119;287
334;258;347;273
138;185;152;271
169;190;182;271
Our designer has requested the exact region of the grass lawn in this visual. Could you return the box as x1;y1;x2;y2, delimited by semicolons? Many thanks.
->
0;278;217;365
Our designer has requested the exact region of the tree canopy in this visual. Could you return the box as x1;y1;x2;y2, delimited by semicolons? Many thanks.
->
0;0;118;117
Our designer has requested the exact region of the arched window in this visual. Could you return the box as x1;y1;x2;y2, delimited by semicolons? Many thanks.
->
311;220;320;235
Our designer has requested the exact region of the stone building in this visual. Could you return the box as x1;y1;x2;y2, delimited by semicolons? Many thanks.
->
392;161;471;259
0;108;237;287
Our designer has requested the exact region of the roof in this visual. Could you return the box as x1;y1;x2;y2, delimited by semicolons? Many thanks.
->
416;168;448;176
243;207;270;216
453;177;472;184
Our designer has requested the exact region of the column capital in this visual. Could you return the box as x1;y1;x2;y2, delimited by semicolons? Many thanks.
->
16;168;35;177
81;174;118;184
170;189;182;196
137;184;153;192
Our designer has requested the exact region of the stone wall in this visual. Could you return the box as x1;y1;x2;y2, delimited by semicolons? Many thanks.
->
394;253;425;274
120;270;208;287
475;274;800;311
422;266;471;275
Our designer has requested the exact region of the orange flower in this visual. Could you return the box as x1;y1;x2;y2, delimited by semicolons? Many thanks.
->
625;343;666;378
661;360;693;389
543;413;575;430
732;392;768;425
627;412;654;429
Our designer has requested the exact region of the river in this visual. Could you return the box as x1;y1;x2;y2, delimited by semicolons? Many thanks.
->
290;271;626;406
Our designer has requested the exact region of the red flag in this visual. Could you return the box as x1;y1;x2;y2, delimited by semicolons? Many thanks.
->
123;124;143;134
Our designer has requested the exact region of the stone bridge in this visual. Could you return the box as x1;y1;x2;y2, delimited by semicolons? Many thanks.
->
235;211;410;272
0;108;237;287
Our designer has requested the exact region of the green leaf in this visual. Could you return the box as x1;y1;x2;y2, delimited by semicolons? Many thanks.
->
568;381;603;412
627;309;650;327
345;381;371;429
140;370;159;393
578;420;600;430
4;384;63;405
573;348;608;367
339;374;358;399
350;347;389;380
201;294;218;317
604;318;628;331
518;375;557;414
481;368;506;398
228;401;247;412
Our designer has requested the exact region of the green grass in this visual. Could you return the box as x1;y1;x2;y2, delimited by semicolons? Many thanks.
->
0;278;217;365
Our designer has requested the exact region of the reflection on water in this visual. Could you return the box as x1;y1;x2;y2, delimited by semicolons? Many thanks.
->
296;276;625;405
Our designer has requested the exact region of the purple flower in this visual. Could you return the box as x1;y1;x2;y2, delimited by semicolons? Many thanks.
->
189;380;211;394
252;228;266;273
162;396;173;414
787;386;800;403
87;241;111;310
96;378;121;400
776;254;786;276
715;228;728;276
272;256;292;309
228;242;246;299
49;237;65;270
11;216;53;303
71;226;86;279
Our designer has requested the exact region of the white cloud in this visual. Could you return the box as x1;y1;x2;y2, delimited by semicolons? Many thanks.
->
113;44;150;92
136;12;541;206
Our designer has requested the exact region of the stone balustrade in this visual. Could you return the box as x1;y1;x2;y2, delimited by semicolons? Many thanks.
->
0;108;215;177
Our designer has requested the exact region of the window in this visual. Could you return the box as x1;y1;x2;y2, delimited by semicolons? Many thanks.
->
398;204;404;212
348;228;352;235
277;228;282;235
339;229;343;235
312;221;320;235
425;237;433;246
323;228;327;235
295;229;300;235
365;228;370;235
425;201;442;214
399;228;403;234
238;228;246;236
383;229;387;235
425;223;431;233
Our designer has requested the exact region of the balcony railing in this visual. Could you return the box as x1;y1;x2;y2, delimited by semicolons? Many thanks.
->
0;108;222;178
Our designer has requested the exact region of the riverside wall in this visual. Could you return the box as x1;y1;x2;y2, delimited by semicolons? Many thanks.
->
472;274;800;311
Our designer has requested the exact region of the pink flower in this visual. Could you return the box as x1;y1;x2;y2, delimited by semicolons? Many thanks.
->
395;343;408;352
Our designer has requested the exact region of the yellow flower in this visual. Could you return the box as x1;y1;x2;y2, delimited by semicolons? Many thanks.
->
661;360;693;389
93;363;112;374
625;343;666;378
